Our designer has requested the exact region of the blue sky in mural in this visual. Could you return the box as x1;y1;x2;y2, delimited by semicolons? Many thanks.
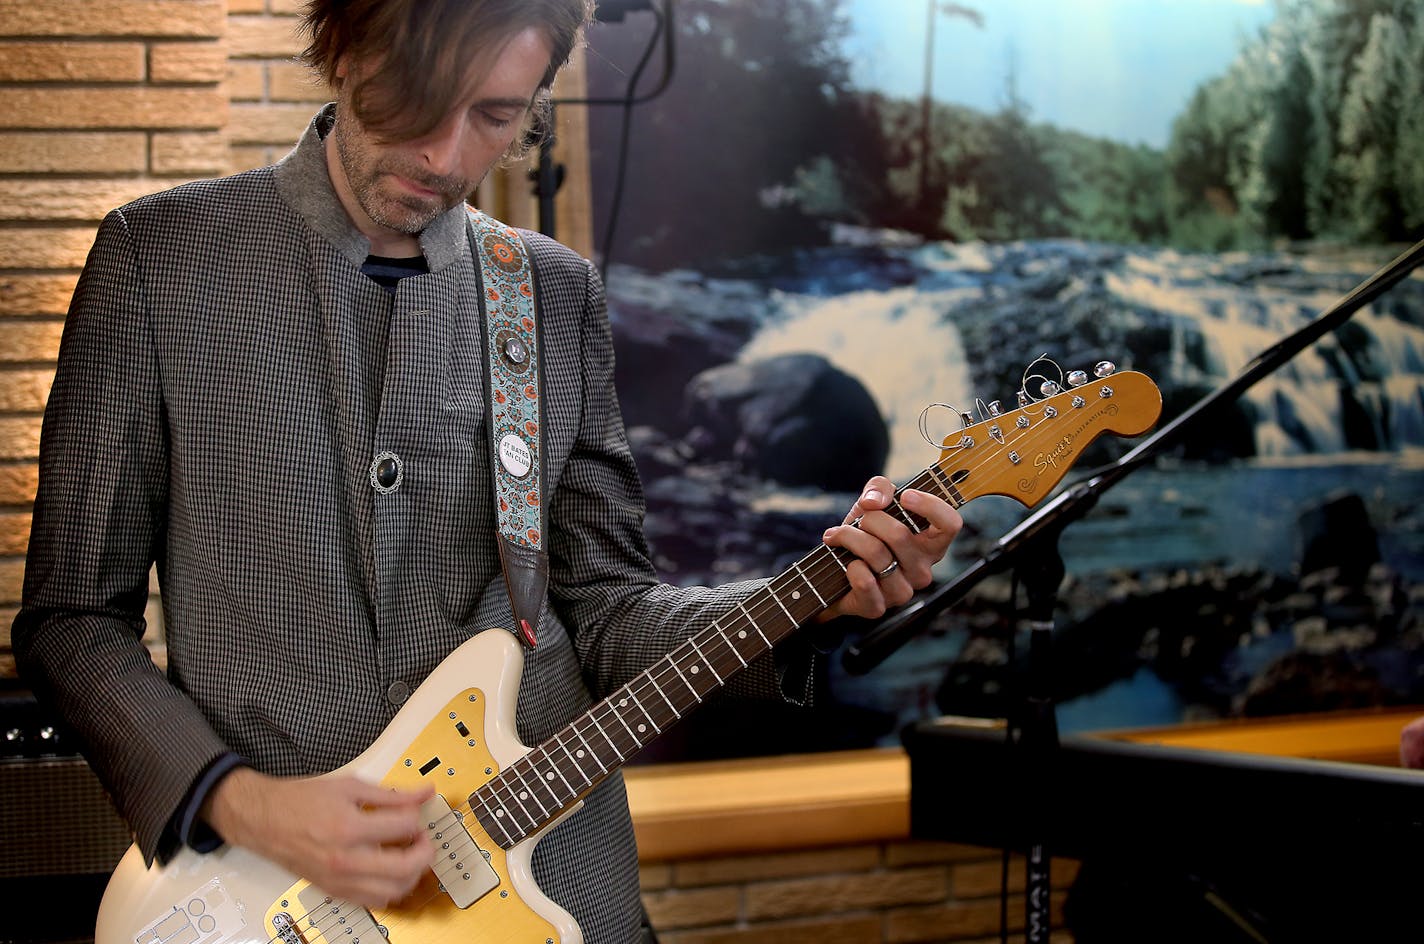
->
843;0;1278;148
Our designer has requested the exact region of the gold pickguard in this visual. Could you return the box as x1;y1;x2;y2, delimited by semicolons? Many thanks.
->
266;688;561;944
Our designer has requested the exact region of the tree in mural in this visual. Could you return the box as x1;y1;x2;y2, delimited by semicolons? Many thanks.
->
588;0;1424;269
586;0;870;269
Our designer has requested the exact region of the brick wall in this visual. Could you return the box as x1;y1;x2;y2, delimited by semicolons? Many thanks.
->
0;0;231;674
0;1;589;676
640;841;1075;944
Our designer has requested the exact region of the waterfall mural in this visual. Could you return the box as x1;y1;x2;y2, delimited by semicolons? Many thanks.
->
581;0;1424;761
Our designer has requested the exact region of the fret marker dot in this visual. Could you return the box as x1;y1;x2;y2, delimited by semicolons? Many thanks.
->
690;666;700;674
496;810;505;817
519;791;528;800
637;724;647;733
619;698;628;707
576;749;585;758
792;591;801;600
738;630;747;639
546;772;555;781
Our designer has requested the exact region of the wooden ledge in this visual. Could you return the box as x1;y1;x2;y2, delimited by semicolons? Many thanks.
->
1106;706;1420;768
624;747;910;862
623;708;1422;862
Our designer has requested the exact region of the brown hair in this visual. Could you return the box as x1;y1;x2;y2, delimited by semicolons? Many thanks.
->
301;0;593;150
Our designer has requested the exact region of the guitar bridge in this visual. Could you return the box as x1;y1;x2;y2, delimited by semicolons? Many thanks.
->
422;795;501;908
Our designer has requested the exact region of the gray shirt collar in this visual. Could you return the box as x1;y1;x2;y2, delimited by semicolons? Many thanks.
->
273;103;467;273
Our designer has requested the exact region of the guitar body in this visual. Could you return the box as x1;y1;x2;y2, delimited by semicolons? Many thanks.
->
96;630;583;944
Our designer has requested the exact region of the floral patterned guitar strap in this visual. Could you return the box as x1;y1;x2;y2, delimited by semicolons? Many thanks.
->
467;207;547;649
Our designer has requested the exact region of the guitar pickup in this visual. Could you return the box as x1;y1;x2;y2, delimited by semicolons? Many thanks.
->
421;795;500;908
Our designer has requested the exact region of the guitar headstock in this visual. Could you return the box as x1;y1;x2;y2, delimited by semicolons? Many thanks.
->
928;362;1162;509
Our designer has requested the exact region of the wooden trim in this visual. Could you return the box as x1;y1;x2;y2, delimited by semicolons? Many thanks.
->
623;709;1422;862
624;748;910;862
1106;706;1418;768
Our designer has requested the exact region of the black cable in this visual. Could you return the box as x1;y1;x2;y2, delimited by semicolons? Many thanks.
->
592;5;664;284
545;1;674;283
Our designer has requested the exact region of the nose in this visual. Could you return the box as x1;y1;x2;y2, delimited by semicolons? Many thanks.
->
417;113;466;177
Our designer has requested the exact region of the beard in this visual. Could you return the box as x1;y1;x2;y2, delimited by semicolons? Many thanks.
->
332;109;475;237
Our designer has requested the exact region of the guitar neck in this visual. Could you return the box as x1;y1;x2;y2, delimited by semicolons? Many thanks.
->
469;370;1161;849
470;476;949;848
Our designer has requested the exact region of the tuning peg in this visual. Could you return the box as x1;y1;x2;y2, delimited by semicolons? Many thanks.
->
1017;390;1030;407
1094;360;1116;378
1039;380;1061;397
987;400;1003;417
1067;370;1088;387
960;411;975;428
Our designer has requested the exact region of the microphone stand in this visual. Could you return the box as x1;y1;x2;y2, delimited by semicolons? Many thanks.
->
843;237;1424;941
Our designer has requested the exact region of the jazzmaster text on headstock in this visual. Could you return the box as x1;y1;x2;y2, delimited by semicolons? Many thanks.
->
1019;400;1122;493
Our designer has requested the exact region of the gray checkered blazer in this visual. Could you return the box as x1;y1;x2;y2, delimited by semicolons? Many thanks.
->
14;107;786;944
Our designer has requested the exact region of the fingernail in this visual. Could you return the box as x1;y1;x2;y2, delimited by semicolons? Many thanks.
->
863;489;882;504
823;528;836;540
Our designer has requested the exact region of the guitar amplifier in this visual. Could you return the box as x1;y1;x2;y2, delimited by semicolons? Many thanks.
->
0;686;131;944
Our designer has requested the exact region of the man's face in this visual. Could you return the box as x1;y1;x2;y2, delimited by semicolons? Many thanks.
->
330;27;552;242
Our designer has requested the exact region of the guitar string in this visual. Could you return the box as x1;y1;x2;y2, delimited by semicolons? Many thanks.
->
471;382;1130;840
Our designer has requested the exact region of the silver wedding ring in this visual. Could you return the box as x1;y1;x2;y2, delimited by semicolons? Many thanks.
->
876;560;900;579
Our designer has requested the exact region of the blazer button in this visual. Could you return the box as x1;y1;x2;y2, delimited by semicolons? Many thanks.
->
370;451;403;493
387;680;410;706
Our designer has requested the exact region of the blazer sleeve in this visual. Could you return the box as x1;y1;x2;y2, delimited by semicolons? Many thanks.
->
12;208;233;864
541;251;816;704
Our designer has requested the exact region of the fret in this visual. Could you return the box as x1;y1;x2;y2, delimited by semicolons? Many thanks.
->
473;793;515;846
791;558;828;607
487;772;533;823
597;701;640;756
930;464;967;506
768;588;797;626
687;636;724;685
926;463;953;500
507;763;553;818
717;626;749;668
494;784;536;835
569;726;609;775
539;749;577;797
588;712;627;761
775;566;825;625
737;600;774;647
521;752;566;810
889;499;923;533
666;653;702;701
646;674;682;718
615;691;657;740
553;732;595;788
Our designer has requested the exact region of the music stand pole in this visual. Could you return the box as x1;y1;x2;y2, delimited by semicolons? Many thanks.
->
1015;517;1072;943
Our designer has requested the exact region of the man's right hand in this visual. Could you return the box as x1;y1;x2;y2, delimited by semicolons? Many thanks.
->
201;767;435;908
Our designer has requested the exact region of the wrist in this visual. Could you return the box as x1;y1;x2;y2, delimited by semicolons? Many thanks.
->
200;764;259;844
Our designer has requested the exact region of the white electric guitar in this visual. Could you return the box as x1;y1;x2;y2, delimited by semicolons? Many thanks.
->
97;366;1162;944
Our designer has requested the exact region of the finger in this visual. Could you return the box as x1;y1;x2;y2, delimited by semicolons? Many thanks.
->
825;520;899;577
849;510;930;586
346;778;436;809
346;802;429;846
900;489;963;542
325;825;433;897
843;476;896;524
